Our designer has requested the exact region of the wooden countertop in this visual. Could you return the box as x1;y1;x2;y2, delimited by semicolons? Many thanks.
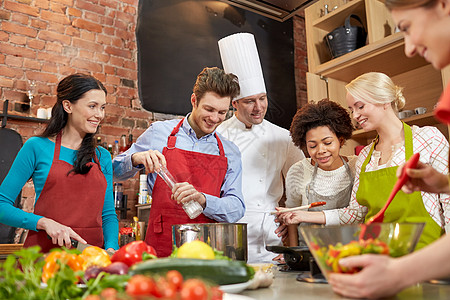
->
0;243;23;261
241;268;450;300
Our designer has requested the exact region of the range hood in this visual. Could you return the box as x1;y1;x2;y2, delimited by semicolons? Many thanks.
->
220;0;318;21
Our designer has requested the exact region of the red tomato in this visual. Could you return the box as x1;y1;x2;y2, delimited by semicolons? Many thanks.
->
157;276;177;299
210;286;224;300
126;275;157;296
181;279;208;300
100;288;118;300
166;270;184;291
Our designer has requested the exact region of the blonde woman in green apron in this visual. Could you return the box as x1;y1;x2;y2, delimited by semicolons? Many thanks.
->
278;72;450;251
283;100;356;248
328;1;450;298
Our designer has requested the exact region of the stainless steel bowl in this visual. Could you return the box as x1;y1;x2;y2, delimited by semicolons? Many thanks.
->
172;223;247;261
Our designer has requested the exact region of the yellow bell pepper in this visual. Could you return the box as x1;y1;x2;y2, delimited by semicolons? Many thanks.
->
41;251;85;283
79;246;111;270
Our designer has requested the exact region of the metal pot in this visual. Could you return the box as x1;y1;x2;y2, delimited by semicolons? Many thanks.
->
172;223;247;261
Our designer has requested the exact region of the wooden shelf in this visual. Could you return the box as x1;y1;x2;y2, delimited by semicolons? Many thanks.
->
2;114;49;123
314;32;429;82
2;100;49;126
135;203;151;208
312;0;365;31
352;112;439;140
305;0;448;150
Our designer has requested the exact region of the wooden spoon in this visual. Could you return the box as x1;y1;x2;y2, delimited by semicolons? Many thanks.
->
270;201;326;215
359;153;421;240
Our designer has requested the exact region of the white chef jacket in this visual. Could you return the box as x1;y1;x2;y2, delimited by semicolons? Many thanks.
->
217;115;304;263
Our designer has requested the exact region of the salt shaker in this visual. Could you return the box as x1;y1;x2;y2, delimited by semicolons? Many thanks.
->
157;165;203;219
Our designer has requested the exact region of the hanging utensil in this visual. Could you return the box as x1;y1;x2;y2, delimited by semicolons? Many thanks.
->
270;201;326;215
359;153;421;240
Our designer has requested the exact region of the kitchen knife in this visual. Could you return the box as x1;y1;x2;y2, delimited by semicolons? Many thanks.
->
71;239;114;256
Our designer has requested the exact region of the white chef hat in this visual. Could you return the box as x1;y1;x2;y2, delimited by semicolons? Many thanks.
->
218;32;266;101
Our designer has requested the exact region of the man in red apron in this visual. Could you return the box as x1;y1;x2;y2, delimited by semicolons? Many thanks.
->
113;67;245;257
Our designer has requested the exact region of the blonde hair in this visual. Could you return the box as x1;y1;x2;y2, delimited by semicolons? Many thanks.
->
384;0;438;11
345;72;405;112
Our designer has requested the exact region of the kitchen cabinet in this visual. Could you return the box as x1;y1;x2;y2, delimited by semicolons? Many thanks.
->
304;0;450;156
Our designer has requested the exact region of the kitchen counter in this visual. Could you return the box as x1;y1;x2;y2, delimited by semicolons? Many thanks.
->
241;269;450;300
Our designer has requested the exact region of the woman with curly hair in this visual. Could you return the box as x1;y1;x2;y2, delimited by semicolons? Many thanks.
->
278;72;450;251
281;99;356;247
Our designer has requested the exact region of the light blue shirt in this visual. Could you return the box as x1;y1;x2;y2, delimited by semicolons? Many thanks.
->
0;137;119;250
113;116;245;222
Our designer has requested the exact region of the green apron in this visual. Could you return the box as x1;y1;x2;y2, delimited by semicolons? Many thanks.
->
356;123;443;250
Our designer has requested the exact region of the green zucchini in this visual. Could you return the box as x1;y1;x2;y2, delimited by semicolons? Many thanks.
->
129;258;255;285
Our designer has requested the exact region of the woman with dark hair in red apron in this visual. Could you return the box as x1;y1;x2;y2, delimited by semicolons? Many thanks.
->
0;74;119;253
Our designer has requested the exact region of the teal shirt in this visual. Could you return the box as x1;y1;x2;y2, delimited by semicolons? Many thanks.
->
0;137;119;250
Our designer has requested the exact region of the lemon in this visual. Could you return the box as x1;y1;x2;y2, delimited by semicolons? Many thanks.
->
177;240;215;260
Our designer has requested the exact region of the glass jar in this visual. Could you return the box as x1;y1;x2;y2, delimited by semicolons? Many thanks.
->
113;183;123;208
157;165;203;219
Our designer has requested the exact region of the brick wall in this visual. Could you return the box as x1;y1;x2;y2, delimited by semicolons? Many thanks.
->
0;0;147;228
293;13;308;109
0;1;308;234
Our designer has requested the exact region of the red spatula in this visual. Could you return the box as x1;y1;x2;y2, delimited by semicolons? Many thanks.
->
359;152;421;240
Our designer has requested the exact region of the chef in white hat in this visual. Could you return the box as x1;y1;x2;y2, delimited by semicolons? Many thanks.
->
216;32;304;263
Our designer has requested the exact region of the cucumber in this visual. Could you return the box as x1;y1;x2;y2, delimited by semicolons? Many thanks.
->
129;258;255;285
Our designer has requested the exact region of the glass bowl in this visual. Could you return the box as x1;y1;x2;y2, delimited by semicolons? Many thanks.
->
300;223;424;279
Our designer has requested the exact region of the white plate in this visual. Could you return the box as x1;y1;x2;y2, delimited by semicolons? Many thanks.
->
220;280;253;294
224;294;255;300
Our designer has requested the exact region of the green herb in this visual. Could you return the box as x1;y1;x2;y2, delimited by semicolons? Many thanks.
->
46;262;83;300
213;249;231;260
0;246;131;300
0;246;47;300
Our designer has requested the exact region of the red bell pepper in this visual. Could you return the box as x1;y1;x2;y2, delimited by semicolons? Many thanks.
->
111;241;157;267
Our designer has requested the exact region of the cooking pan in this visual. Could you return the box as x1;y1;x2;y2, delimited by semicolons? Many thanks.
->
266;245;314;271
172;223;247;261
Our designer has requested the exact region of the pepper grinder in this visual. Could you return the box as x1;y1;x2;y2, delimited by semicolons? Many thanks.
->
157;165;203;219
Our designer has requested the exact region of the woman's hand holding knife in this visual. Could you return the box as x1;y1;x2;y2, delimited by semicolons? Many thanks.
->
37;217;87;248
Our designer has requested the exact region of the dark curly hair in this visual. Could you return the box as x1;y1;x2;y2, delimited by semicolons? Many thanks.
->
290;99;354;151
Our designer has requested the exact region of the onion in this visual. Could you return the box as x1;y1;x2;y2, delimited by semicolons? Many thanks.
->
84;266;103;281
102;261;129;275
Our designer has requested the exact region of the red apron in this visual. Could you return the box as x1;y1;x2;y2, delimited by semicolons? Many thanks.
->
145;118;228;257
24;133;106;253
